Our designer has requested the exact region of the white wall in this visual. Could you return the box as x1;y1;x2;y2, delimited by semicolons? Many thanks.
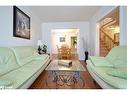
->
89;6;117;56
120;7;127;45
41;22;89;60
51;30;78;54
0;6;42;47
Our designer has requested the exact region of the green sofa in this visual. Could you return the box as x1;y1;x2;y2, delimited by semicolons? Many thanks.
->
87;46;127;89
0;46;50;89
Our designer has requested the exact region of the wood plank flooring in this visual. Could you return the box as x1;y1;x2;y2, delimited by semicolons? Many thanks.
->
29;54;101;89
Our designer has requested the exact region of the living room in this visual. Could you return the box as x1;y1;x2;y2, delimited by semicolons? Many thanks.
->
0;4;127;91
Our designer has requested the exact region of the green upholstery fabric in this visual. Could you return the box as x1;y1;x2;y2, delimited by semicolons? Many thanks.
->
89;56;113;67
19;56;33;66
106;46;127;68
0;58;2;64
10;46;37;66
0;47;20;76
0;79;13;87
21;54;49;65
0;68;37;88
88;61;127;88
0;58;3;64
11;46;36;59
113;59;127;68
87;46;127;88
0;57;50;88
31;54;49;61
107;69;127;79
10;46;48;66
0;46;50;89
106;46;127;63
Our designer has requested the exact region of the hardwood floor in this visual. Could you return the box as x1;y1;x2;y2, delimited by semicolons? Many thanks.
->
29;54;101;89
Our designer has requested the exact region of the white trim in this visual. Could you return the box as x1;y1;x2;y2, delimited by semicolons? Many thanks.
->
95;23;100;56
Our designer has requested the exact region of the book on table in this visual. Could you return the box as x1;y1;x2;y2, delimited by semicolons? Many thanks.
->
58;60;72;67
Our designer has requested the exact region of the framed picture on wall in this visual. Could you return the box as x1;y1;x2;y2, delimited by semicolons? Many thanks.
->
60;37;65;42
13;6;30;39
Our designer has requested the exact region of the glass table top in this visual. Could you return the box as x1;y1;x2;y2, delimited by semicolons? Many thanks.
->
46;60;86;72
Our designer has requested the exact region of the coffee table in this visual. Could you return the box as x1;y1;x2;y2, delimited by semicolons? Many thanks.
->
45;60;86;88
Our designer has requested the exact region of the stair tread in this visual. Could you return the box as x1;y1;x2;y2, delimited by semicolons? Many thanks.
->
100;39;110;57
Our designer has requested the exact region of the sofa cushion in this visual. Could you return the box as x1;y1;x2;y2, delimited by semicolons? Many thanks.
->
89;56;114;67
19;56;33;66
0;46;50;88
10;46;37;66
106;46;127;63
112;59;127;68
0;79;13;88
32;54;49;61
0;47;20;76
88;61;127;88
87;46;127;88
107;68;127;79
11;46;36;59
0;58;2;64
0;69;36;88
0;57;50;88
23;55;49;70
18;54;49;66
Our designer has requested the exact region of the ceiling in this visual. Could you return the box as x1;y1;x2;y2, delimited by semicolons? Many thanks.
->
28;6;101;22
100;7;119;31
106;7;119;26
100;7;119;27
51;29;79;33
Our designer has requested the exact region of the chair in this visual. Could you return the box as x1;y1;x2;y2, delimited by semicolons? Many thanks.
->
66;48;72;59
57;45;72;59
57;45;62;59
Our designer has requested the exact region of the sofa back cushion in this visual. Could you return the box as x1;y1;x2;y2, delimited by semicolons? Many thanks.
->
12;46;36;59
10;46;37;66
107;68;127;79
106;46;127;68
89;56;114;67
0;47;20;76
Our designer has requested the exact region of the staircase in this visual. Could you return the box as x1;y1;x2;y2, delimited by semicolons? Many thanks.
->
99;17;119;57
100;39;109;57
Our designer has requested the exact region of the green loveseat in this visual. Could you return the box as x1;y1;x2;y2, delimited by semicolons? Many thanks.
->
0;46;50;89
87;46;127;89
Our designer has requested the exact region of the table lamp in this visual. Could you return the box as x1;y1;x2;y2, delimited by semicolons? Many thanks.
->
37;40;42;54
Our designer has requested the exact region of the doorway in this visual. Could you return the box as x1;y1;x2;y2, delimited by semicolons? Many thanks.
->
99;7;119;57
51;29;79;59
71;36;77;54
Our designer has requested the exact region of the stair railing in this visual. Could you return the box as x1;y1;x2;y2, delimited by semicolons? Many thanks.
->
100;28;119;51
100;18;116;28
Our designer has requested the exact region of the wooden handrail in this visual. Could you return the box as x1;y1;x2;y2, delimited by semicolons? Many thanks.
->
100;28;119;51
100;18;119;52
100;18;116;29
100;28;114;43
